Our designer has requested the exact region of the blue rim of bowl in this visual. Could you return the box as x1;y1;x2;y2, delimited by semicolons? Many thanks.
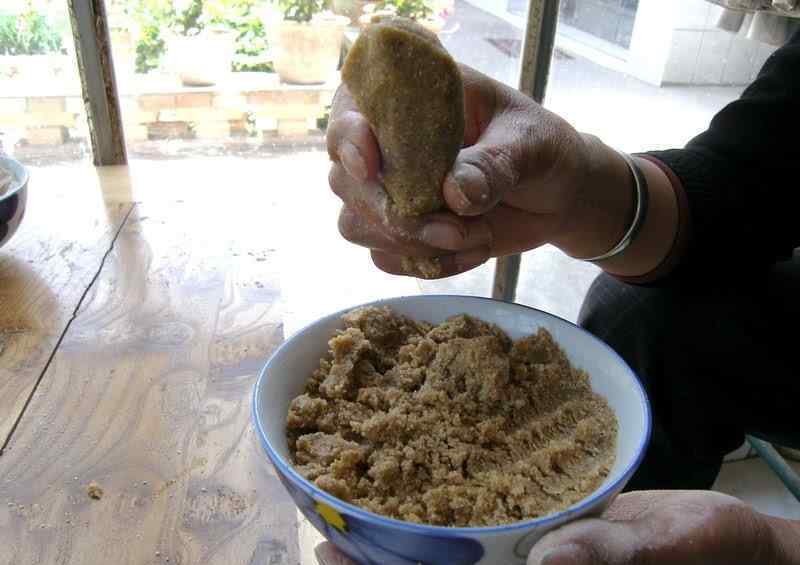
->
0;156;29;202
253;294;652;536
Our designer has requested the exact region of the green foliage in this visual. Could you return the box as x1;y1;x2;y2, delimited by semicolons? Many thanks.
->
126;0;272;74
278;0;327;23
316;105;331;131
0;10;64;56
377;0;432;20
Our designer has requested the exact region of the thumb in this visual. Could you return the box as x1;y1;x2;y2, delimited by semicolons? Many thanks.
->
314;542;357;565
526;518;641;565
443;129;524;217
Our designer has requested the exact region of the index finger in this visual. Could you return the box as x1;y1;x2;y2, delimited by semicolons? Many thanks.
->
326;86;381;182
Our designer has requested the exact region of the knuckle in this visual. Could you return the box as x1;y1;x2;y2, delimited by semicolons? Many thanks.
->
472;145;519;195
328;165;350;199
337;210;360;243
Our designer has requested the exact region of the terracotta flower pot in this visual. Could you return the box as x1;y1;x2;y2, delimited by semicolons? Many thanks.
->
357;9;444;34
166;28;236;87
332;0;369;24
272;14;349;85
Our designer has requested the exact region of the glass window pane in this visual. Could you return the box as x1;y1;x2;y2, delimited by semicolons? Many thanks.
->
547;0;779;152
421;1;790;321
0;1;91;167
441;0;522;87
106;0;521;157
522;0;783;320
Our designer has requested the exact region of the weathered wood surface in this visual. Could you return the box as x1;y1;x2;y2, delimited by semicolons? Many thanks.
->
0;199;299;564
0;154;421;564
0;166;130;448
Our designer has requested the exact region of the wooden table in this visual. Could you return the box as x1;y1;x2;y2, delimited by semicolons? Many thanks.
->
0;157;422;564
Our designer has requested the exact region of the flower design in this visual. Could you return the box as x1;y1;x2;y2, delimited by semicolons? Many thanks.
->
315;501;348;532
277;472;485;565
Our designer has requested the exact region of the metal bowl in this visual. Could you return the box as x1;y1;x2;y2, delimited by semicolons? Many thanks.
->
0;156;30;250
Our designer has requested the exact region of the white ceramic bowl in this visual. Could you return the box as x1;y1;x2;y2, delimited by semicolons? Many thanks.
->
253;295;651;565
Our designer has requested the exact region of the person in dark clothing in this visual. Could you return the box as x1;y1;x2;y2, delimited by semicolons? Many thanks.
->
323;26;800;565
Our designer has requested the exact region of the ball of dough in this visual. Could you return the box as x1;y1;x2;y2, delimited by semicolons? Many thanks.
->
342;17;464;217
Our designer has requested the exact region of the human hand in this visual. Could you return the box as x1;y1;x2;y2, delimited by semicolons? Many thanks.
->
327;64;599;279
314;490;792;565
527;490;785;564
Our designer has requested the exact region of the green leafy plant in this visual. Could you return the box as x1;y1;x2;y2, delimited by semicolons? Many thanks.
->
376;0;432;20
279;0;327;23
126;0;272;73
0;10;65;56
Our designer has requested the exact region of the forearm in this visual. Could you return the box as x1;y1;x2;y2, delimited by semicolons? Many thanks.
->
766;515;800;565
551;134;681;279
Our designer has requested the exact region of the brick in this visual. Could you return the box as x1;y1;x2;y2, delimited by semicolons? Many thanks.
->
124;110;158;124
0;112;76;128
229;119;249;137
213;93;247;109
139;94;177;112
176;92;213;108
123;124;149;141
277;118;309;137
25;126;66;145
148;121;191;139
0;98;27;113
27;97;66;113
252;103;326;120
246;90;321;106
194;121;231;140
173;108;245;122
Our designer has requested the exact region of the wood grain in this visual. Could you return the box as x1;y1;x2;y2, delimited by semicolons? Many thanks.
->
0;167;130;446
0;201;299;564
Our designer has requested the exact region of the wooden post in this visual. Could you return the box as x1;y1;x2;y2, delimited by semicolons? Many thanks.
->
492;0;560;302
68;0;127;166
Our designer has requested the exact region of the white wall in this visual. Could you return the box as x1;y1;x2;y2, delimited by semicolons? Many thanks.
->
459;0;778;86
628;0;778;86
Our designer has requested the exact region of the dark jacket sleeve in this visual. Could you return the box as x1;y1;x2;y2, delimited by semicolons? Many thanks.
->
642;29;800;283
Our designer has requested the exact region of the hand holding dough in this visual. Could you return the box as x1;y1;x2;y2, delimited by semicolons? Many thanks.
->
342;17;464;217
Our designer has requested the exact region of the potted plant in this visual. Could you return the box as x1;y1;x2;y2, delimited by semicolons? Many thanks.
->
358;0;445;33
160;0;237;86
166;25;237;86
130;0;270;82
0;8;69;82
331;0;369;25
270;0;349;84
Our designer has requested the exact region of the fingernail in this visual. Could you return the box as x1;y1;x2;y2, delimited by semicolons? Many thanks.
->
421;221;465;249
538;544;592;565
452;164;491;208
340;141;367;182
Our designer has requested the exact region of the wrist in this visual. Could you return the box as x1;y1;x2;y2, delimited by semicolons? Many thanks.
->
550;134;634;259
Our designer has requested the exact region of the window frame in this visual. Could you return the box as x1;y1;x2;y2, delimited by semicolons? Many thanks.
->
70;0;560;298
